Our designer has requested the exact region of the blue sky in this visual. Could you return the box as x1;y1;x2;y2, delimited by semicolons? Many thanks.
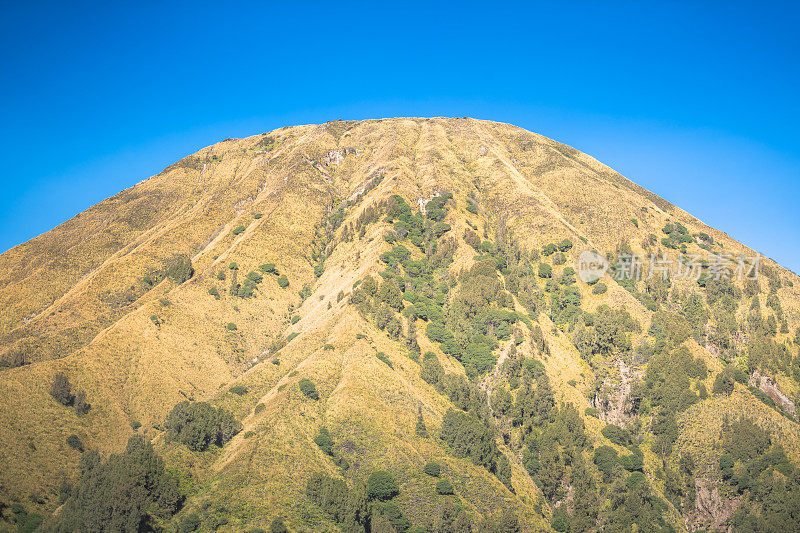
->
1;1;798;271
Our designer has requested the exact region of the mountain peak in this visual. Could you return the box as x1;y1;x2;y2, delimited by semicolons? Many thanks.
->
1;118;798;532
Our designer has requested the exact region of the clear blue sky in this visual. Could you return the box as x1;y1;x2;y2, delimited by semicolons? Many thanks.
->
1;1;798;272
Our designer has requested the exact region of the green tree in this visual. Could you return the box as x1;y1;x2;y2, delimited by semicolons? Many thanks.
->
55;435;182;532
314;427;334;456
593;445;618;479
436;479;455;495
713;365;736;395
601;424;631;446
298;379;319;400
366;471;399;501
424;462;441;477
421;353;443;385
164;401;242;451
50;372;74;406
66;434;84;452
73;389;91;416
415;408;428;438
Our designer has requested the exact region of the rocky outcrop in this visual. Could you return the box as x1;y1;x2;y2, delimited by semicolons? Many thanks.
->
749;369;797;418
685;478;741;532
591;360;640;427
324;147;360;165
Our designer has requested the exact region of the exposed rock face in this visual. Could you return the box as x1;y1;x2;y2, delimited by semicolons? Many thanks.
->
324;147;359;165
591;360;640;427
685;478;741;532
749;369;797;418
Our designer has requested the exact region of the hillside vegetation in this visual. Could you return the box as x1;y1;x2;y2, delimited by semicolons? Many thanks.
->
0;117;799;532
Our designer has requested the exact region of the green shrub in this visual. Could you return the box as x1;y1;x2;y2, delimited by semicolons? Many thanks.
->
585;407;599;417
558;239;574;252
551;506;570;532
461;341;497;378
435;479;454;495
254;403;265;414
553;253;566;266
619;453;643;471
719;453;734;479
602;424;632;446
208;287;220;299
165;254;194;283
229;384;248;395
277;275;289;288
424;462;441;477
538;263;552;278
246;270;263;284
269;517;288;533
259;263;276;274
66;434;83;452
367;470;399;501
291;315;300;324
226;322;237;331
626;471;646;490
164;401;242;451
181;513;201;532
592;283;608;295
178;511;203;533
73;390;91;416
254;213;263;219
722;416;771;463
421;354;443;385
376;352;393;368
299;379;319;400
713;365;736;395
426;322;455;344
415;408;428;438
232;225;246;235
593;445;618;478
50;372;73;406
314;427;334;456
305;473;349;522
229;262;238;270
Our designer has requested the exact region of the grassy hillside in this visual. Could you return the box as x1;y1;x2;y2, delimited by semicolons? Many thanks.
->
1;118;799;532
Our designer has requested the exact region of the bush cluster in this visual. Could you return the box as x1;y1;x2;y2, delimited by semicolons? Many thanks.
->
164;401;242;451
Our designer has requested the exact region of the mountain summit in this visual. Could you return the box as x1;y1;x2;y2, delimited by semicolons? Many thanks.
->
1;118;798;532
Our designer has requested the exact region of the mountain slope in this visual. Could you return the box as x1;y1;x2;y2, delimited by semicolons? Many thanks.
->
1;117;799;532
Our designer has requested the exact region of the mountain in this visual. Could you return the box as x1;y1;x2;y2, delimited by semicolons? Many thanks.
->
1;117;798;532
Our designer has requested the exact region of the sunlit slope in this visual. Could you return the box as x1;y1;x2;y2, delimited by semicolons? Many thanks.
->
0;118;798;531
